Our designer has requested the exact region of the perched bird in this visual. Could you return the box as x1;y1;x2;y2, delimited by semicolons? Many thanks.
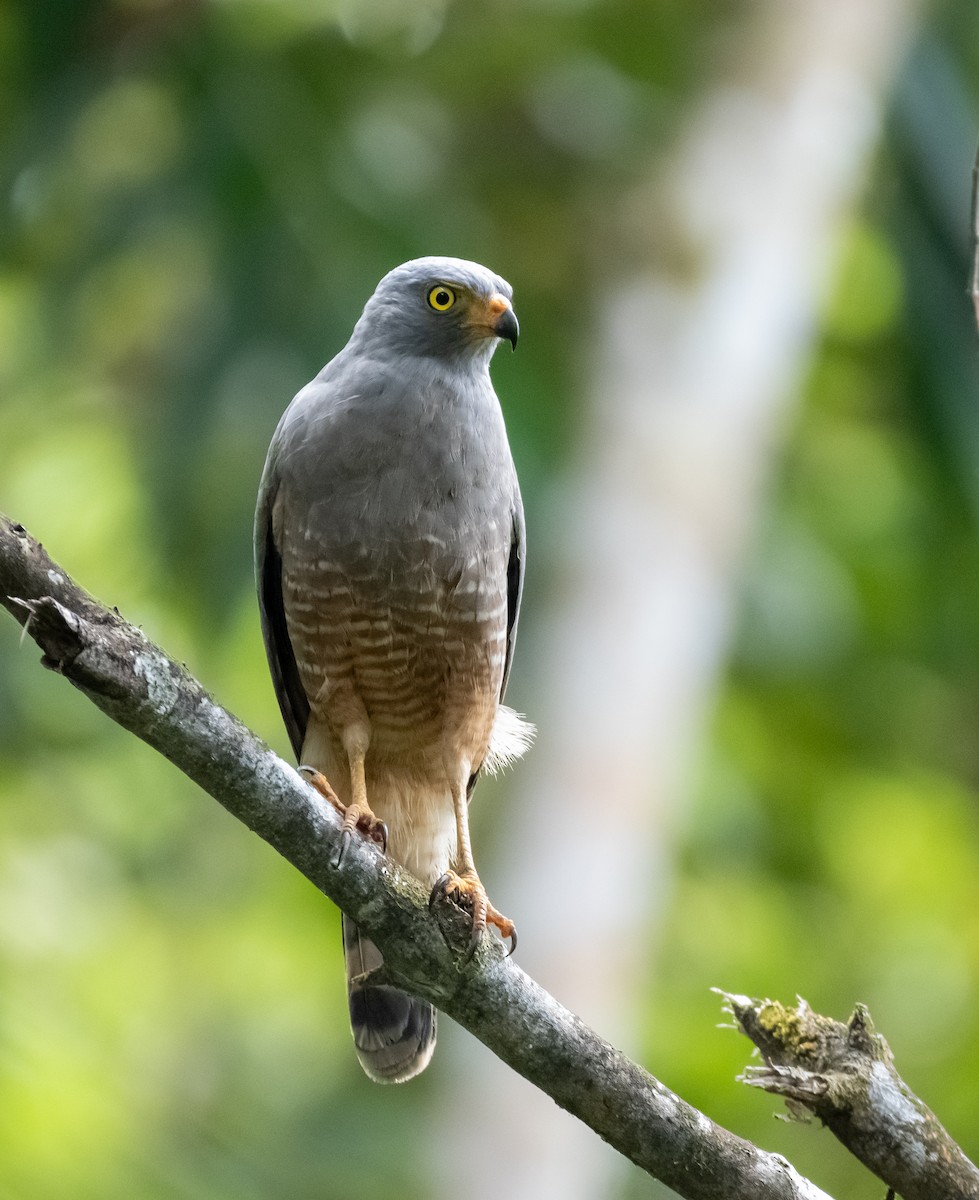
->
255;256;533;1083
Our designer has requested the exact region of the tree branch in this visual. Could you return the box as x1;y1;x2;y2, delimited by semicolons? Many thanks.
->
7;514;977;1199
0;512;835;1200
722;992;979;1200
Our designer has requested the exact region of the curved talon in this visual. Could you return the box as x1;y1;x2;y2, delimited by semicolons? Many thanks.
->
429;869;515;960
374;821;389;853
336;827;352;869
302;770;387;868
298;763;330;791
429;873;451;910
429;875;456;952
464;924;483;963
471;891;487;959
298;764;343;811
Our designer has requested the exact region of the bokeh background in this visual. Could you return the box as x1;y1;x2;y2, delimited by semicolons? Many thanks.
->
2;1;979;1197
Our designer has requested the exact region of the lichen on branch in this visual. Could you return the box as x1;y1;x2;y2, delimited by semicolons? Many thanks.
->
721;991;979;1200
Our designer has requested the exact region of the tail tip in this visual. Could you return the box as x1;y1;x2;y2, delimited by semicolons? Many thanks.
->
349;984;437;1084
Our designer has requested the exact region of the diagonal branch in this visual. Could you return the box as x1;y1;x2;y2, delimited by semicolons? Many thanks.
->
722;992;979;1200
0;511;832;1200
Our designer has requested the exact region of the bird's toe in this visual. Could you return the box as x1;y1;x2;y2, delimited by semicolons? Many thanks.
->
429;869;516;960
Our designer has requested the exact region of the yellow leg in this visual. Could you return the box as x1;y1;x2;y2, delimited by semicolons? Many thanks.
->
429;770;517;959
299;750;387;867
338;747;387;863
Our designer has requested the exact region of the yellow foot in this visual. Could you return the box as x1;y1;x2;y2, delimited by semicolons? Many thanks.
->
298;766;388;866
298;765;343;812
429;869;517;960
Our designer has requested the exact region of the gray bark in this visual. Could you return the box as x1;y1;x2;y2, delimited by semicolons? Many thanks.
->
0;511;831;1200
724;993;979;1200
6;513;976;1200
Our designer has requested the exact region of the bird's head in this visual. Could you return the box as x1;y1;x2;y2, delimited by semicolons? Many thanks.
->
351;256;519;365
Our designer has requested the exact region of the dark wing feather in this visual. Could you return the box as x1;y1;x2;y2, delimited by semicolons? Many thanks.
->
255;472;310;760
468;495;526;796
500;494;526;701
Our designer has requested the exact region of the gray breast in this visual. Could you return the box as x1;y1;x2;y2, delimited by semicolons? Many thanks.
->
276;360;516;759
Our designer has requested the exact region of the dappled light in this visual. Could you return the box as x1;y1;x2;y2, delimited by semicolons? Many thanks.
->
2;1;979;1198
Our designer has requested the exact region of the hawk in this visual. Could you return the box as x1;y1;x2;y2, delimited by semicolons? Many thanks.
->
255;257;532;1083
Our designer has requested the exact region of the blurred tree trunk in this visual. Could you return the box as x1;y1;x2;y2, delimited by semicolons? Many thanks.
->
438;1;919;1196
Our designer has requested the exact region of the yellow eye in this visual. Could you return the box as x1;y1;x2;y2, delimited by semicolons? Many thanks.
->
427;285;456;311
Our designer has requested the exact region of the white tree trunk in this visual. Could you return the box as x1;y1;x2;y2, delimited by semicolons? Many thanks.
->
437;1;918;1196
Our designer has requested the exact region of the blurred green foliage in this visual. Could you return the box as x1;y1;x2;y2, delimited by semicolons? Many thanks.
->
2;1;979;1198
645;11;979;1196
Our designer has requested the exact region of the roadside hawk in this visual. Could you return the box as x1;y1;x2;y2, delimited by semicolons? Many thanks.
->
255;257;532;1083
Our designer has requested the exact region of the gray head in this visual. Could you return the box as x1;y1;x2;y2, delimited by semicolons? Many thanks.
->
348;256;519;365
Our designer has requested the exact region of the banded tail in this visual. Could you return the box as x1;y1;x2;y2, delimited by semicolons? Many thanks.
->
342;914;436;1083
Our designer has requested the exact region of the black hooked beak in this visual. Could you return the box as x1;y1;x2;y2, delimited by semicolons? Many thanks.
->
494;304;519;351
